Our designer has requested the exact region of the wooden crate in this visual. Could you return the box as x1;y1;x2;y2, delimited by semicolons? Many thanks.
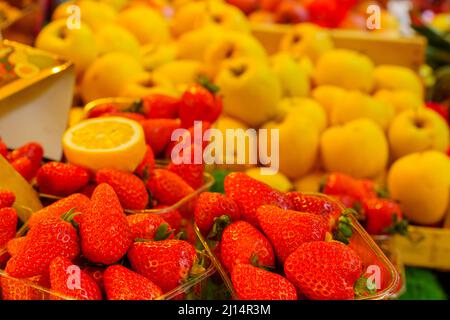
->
251;23;426;71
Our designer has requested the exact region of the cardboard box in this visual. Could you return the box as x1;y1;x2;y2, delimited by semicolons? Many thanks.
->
0;40;75;160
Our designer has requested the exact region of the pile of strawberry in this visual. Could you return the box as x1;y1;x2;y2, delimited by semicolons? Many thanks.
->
0;139;43;182
0;183;204;300
0;190;17;267
194;172;373;300
321;172;408;236
87;81;222;159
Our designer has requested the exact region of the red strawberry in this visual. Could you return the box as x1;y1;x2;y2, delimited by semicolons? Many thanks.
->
96;169;149;211
224;172;292;226
220;221;275;273
140;118;181;155
286;192;342;231
322;173;376;204
0;207;18;265
168;161;204;190
79;183;132;265
231;264;297;300
127;213;174;240
87;103;119;118
6;237;27;257
0;190;15;208
7;142;43;173
36;162;90;197
178;83;222;128
104;265;163;300
156;205;183;232
194;192;240;236
28;193;90;229
146;169;194;206
101;111;146;122
284;241;363;300
1;274;49;300
257;205;327;263
49;256;102;300
135;145;155;181
83;266;105;290
128;239;197;292
6;212;80;278
11;157;34;181
363;198;407;235
0;137;7;158
141;94;180;119
165;121;212;159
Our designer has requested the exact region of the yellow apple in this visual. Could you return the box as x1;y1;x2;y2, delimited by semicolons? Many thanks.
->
204;31;268;76
279;23;334;63
321;119;389;178
35;19;98;76
99;0;128;11
388;108;449;159
95;24;142;61
154;60;206;92
314;49;375;93
270;52;310;98
216;57;281;127
330;90;395;130
277;97;327;133
52;0;117;32
311;85;347;119
263;113;320;179
119;72;177;99
176;25;225;61
374;89;424;114
388;151;450;225
117;5;171;45
80;52;146;102
374;65;424;98
293;171;325;193
245;167;293;192
141;43;178;71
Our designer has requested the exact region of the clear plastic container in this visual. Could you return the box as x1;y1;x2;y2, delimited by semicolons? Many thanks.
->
195;193;401;300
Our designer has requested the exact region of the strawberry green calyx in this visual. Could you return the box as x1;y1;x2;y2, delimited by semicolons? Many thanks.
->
207;215;232;241
154;223;174;241
384;215;409;236
124;100;144;114
354;275;377;298
60;208;82;228
333;208;356;245
196;75;220;94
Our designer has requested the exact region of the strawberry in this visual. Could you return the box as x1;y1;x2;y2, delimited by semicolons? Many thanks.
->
79;183;132;265
11;156;34;181
0;190;15;208
286;192;342;231
140;118;181;155
165;121;212;159
128;239;197;292
49;256;102;300
83;266;105;290
1;274;49;300
284;241;363;300
194;192;240;236
224;172;293;226
0;137;7;158
6;237;27;257
28;193;90;229
220;221;275;273
101;111;146;122
0;207;18;265
36;162;90;196
146;169;194;206
363;198;407;235
104;265;163;300
135;145;155;181
127;213;174;240
157;205;183;232
6;212;80;278
7;142;43;173
87;103;119;118
141;94;180;119
178;83;222;128
231;264;297;300
257;205;327;263
168;161;204;190
321;173;376;204
96;169;149;210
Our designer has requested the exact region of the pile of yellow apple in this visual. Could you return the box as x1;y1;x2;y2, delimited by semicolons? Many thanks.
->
34;0;450;227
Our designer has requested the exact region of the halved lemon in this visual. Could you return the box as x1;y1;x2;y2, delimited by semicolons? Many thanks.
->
63;117;146;172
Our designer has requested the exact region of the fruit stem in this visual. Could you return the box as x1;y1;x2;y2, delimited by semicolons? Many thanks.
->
207;215;232;241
